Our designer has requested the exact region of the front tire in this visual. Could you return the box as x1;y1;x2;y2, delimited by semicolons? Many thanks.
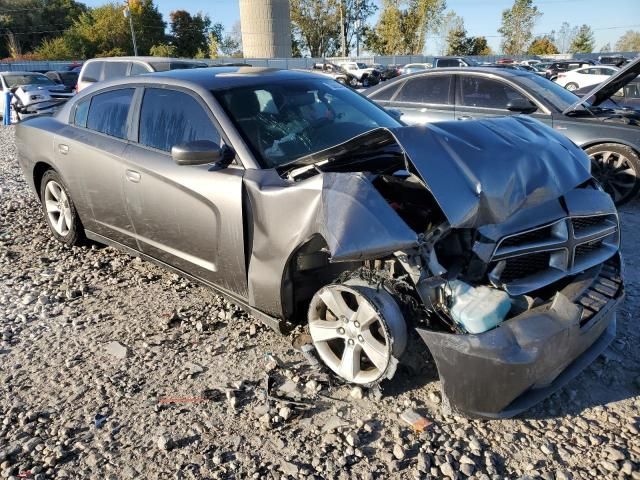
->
586;143;640;205
40;170;85;246
565;82;579;91
348;76;358;88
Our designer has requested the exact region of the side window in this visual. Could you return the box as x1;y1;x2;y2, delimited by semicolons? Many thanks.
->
81;62;103;83
102;62;129;81
459;76;527;109
395;76;451;104
130;63;150;75
138;88;221;152
74;99;90;128
369;83;402;101
437;59;458;68
86;89;134;139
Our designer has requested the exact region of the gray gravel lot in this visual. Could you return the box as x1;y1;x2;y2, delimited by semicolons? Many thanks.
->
1;124;639;480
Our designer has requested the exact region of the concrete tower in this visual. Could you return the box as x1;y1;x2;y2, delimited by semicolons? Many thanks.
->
239;0;292;58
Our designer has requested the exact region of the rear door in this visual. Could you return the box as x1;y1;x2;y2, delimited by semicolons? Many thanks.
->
454;74;552;126
386;74;455;124
56;87;138;247
122;86;248;296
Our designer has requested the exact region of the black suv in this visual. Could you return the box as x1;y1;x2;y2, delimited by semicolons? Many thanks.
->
433;56;479;68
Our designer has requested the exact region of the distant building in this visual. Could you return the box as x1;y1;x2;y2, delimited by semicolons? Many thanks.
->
239;0;292;58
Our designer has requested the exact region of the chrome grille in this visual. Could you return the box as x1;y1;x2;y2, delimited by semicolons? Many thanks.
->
489;214;619;295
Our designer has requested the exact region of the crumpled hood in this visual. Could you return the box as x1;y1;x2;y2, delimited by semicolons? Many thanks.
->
390;116;592;228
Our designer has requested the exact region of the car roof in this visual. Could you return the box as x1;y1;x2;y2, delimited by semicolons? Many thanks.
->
84;56;206;64
84;66;328;91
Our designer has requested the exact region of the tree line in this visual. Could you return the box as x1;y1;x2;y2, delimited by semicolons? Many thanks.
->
292;0;640;58
0;0;241;60
0;0;639;61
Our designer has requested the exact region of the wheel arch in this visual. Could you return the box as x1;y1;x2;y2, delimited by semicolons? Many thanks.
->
579;139;640;156
32;161;56;200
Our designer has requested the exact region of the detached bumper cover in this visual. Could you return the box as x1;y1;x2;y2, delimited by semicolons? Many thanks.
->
416;256;624;418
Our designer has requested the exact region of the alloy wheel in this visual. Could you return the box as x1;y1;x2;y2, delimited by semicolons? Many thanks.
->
590;150;637;204
44;180;72;237
308;283;406;385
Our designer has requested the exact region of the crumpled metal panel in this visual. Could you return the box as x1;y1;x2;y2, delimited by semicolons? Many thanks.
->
243;169;416;316
390;116;592;228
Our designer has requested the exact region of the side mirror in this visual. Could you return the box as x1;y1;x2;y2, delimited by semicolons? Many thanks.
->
171;140;232;167
506;98;538;114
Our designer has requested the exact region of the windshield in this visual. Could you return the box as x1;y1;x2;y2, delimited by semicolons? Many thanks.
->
3;74;55;88
214;78;401;168
356;63;368;69
517;73;582;111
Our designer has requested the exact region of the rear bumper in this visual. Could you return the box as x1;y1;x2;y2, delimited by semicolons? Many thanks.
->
416;255;624;418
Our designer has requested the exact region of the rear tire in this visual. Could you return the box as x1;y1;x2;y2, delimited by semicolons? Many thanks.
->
348;76;358;88
39;170;85;246
565;82;579;91
585;143;640;205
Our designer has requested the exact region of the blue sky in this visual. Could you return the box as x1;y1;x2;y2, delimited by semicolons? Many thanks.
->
85;0;640;54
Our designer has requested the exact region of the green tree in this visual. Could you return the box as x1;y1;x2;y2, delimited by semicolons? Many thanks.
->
437;10;462;55
498;0;541;55
615;30;640;52
365;0;445;55
35;36;76;60
599;42;611;52
527;36;558;55
170;10;211;57
150;43;177;57
569;24;594;53
0;0;87;58
469;36;492;55
220;21;242;57
67;3;132;58
446;24;470;55
556;21;577;53
290;0;340;57
129;0;167;56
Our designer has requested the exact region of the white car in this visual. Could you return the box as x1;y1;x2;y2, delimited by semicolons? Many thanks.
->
554;65;619;91
519;59;541;67
0;71;74;120
337;62;380;87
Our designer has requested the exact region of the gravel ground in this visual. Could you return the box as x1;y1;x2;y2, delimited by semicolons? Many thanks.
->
1;124;639;480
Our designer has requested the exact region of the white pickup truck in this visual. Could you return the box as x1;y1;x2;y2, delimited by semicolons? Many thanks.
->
338;62;380;87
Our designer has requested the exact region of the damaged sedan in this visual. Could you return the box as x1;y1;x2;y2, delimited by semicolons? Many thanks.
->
15;67;624;418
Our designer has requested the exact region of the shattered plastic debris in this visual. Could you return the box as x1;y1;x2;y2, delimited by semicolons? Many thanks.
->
399;409;433;432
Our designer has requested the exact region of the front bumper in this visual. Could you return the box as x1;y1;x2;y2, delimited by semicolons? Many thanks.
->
416;255;624;418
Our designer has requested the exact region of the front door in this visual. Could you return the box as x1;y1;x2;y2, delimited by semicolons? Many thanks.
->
122;87;248;297
390;74;455;124
454;74;552;127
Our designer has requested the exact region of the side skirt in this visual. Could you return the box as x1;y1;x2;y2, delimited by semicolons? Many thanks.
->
84;230;283;333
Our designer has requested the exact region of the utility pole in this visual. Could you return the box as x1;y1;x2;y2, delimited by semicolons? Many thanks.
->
340;0;346;58
355;0;360;57
123;1;138;56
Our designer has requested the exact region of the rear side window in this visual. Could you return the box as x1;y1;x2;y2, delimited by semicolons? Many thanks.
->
86;89;134;139
81;61;102;83
369;83;402;101
102;62;129;81
74;99;90;128
395;76;451;104
459;76;527;109
436;59;460;67
130;63;151;75
138;88;221;152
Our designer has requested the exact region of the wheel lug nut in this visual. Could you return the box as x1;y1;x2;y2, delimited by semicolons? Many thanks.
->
338;328;345;335
354;321;360;328
348;339;354;345
357;335;364;342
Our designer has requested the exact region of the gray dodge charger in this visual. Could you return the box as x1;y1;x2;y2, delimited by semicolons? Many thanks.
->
15;67;624;418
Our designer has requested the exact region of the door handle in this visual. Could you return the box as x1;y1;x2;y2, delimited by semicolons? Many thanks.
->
125;170;141;183
58;144;69;155
458;115;473;121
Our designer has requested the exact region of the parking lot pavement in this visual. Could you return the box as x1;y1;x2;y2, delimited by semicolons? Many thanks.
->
1;125;639;479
